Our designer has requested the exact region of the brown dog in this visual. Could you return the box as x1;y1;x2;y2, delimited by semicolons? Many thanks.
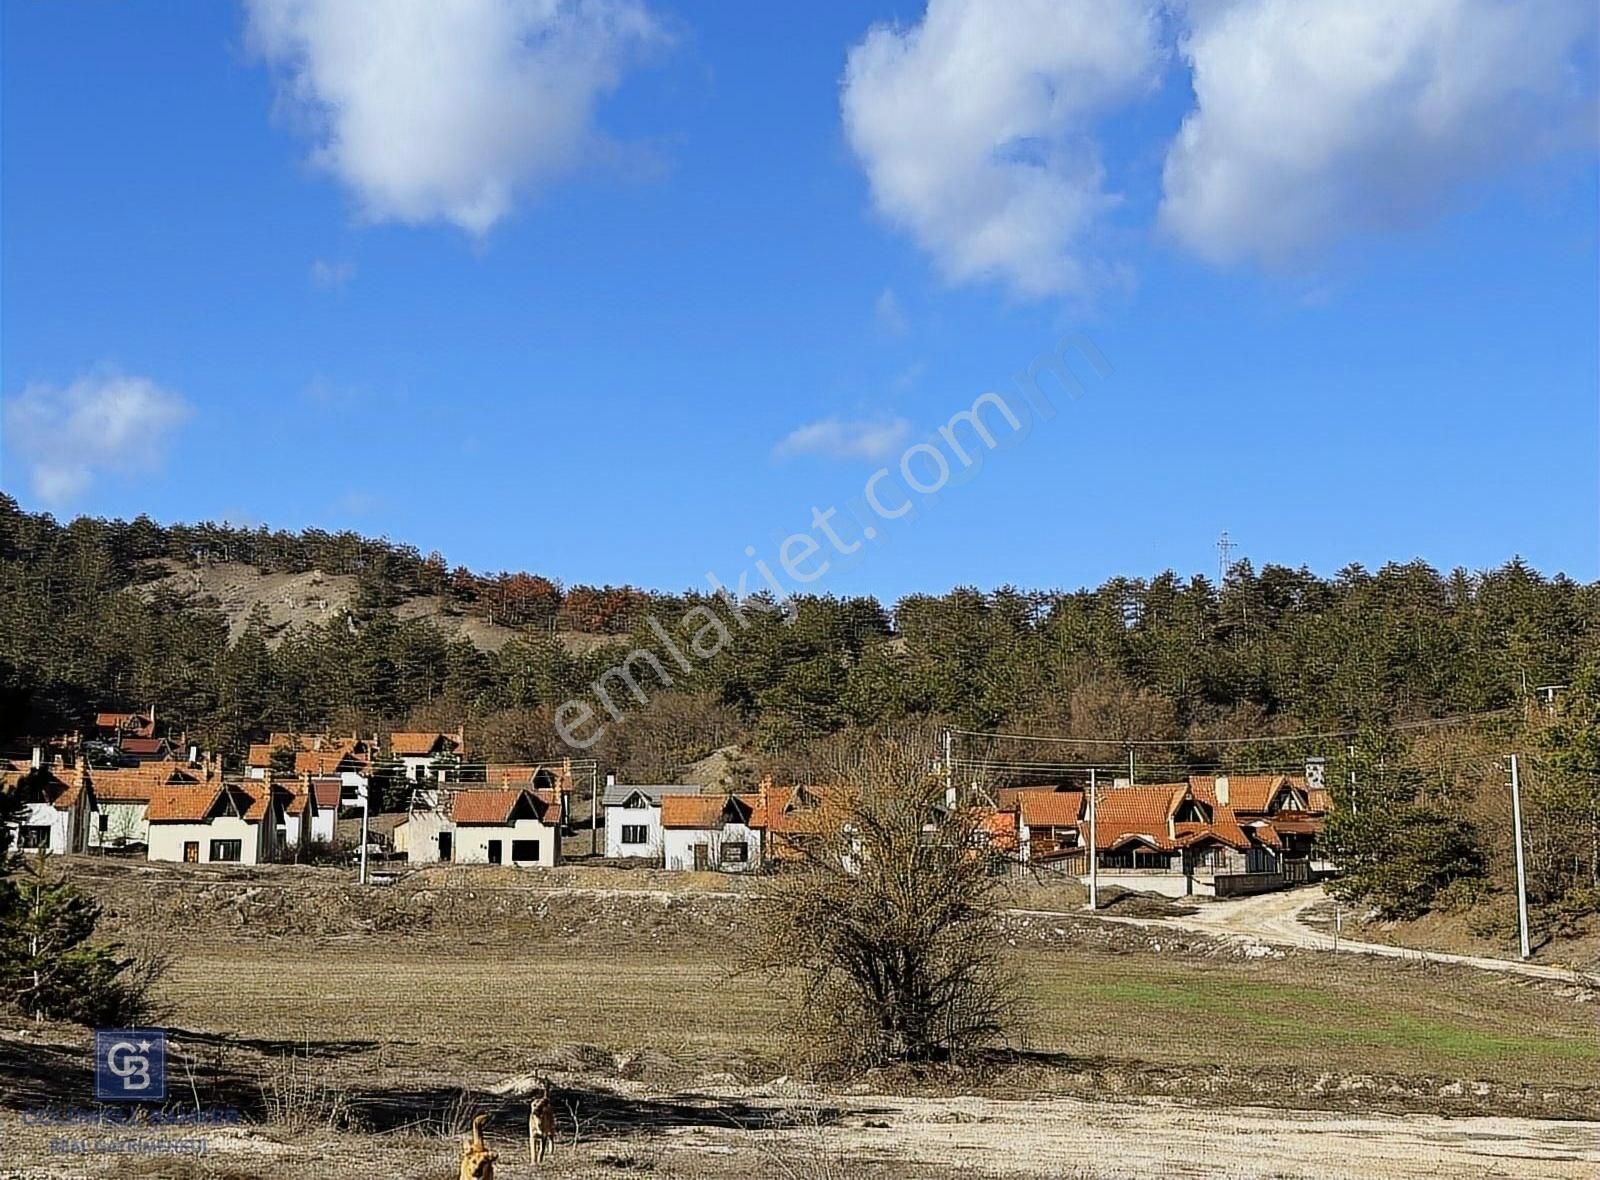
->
459;1113;497;1180
528;1080;556;1166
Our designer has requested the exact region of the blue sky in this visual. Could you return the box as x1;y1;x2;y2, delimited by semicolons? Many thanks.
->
3;1;1596;601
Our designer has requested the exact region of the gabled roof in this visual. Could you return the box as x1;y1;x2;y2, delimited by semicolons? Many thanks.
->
88;763;211;802
146;786;227;823
448;788;553;825
661;793;757;830
147;782;273;824
118;737;169;759
0;766;86;811
1188;774;1309;815
601;783;702;808
294;749;363;776
1015;789;1084;829
390;731;462;757
1090;785;1188;851
308;778;343;809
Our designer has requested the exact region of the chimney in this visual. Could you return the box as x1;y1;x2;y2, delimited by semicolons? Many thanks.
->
1304;757;1326;791
605;772;616;790
188;744;200;765
31;746;43;770
1213;774;1230;805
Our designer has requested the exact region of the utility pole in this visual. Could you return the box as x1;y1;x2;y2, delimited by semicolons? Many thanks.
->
1509;754;1531;961
1127;747;1135;787
943;729;955;807
357;779;370;886
1086;768;1099;912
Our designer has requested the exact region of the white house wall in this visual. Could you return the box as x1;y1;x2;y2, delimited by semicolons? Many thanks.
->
453;817;558;867
147;816;265;865
10;802;72;854
406;811;452;863
663;823;763;872
604;803;664;859
89;801;149;850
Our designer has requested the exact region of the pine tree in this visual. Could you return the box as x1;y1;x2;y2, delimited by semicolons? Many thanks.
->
0;858;134;1025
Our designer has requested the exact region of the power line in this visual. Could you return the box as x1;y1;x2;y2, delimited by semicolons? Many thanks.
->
945;707;1517;749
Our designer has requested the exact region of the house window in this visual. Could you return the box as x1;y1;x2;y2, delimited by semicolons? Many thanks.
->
621;824;648;845
720;842;748;865
98;813;109;834
511;839;540;863
18;825;51;850
209;839;242;862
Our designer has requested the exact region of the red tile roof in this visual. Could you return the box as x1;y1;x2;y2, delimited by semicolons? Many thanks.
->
89;763;210;802
1016;789;1083;829
146;786;226;823
1188;774;1309;815
390;731;462;757
447;788;553;825
661;793;755;830
1090;785;1187;851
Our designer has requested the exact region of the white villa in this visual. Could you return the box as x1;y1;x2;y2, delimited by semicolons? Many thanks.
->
602;782;703;860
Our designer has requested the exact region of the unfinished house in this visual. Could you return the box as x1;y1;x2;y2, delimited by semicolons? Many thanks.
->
145;781;288;865
661;793;765;872
0;757;91;855
602;782;703;859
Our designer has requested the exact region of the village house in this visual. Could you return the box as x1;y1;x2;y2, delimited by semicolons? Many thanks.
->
145;780;291;865
661;792;766;872
84;758;222;852
390;728;466;783
1;756;92;855
94;707;157;743
998;785;1084;865
602;781;703;859
406;785;562;867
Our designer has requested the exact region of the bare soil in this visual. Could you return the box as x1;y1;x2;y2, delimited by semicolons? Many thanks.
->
4;861;1598;1179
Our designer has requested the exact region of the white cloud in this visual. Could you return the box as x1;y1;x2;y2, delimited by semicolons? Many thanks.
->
776;417;913;461
247;0;663;236
874;287;909;335
1161;0;1599;266
3;373;191;505
310;257;355;288
841;0;1161;298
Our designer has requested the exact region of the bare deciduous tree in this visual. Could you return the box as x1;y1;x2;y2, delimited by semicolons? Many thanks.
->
746;731;1021;1069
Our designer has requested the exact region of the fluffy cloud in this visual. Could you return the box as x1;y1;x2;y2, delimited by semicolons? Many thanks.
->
841;0;1161;298
3;373;191;505
247;0;663;236
1161;0;1599;265
776;417;912;461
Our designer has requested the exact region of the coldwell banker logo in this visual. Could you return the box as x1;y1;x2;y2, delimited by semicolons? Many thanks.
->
95;1029;166;1101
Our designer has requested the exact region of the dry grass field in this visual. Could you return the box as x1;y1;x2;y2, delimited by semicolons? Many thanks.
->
2;860;1597;1179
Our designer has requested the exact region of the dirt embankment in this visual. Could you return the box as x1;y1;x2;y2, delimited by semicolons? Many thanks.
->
129;559;622;655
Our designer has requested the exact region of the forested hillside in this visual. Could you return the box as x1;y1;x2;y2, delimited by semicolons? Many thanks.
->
3;492;1595;763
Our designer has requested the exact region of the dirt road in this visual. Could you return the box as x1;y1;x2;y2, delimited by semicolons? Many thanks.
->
1157;886;1598;985
4;1087;1595;1179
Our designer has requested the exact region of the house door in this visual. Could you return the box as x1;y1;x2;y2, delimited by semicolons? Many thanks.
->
438;831;453;862
487;840;503;865
692;844;709;871
183;841;199;863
